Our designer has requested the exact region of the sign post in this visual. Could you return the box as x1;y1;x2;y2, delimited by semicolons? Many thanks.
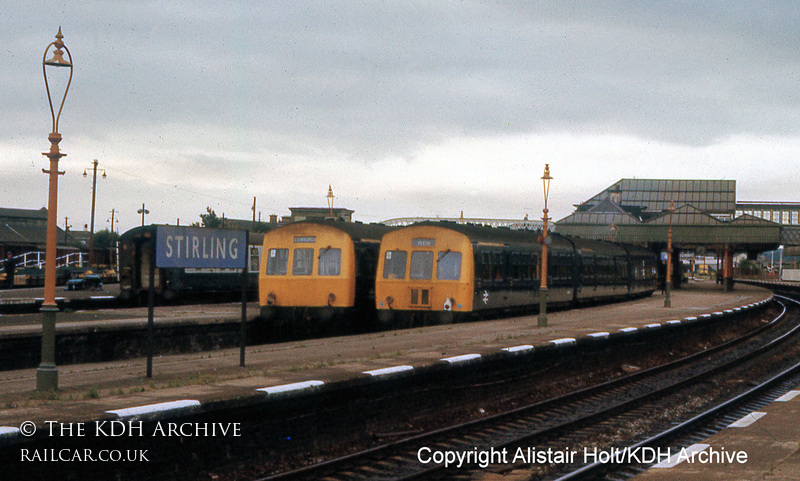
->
240;231;249;367
148;226;249;377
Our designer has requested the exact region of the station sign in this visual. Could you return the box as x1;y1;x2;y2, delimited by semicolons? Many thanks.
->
155;226;247;269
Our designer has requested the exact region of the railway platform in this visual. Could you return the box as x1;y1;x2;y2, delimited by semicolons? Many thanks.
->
631;383;800;481
0;281;783;477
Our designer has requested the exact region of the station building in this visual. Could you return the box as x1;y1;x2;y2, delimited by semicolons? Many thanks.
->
555;179;783;289
0;207;66;259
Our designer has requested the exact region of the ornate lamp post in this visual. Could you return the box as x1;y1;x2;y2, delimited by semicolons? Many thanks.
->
327;184;335;218
39;27;73;391
539;164;553;327
83;159;106;267
665;201;675;308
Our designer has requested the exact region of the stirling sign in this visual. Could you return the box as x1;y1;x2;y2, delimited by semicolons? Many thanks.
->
155;226;247;269
144;225;250;376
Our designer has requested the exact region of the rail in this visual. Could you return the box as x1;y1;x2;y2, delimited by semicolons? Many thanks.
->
258;301;786;480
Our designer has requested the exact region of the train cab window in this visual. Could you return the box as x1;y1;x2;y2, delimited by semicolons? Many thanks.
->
318;248;341;276
292;248;314;276
436;251;461;280
266;248;289;275
383;250;407;279
410;251;434;280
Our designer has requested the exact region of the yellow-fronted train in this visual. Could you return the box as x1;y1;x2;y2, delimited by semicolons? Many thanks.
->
375;222;658;325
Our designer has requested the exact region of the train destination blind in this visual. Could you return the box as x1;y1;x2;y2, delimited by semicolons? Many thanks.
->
155;226;248;269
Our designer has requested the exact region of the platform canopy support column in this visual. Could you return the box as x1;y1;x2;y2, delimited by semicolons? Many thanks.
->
723;244;734;292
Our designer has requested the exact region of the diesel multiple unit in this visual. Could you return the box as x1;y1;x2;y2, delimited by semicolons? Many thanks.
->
375;222;658;324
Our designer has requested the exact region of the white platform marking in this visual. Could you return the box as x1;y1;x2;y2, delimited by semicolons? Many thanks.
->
653;444;710;468
362;366;414;377
441;354;481;363
775;390;800;402
727;412;767;428
258;380;324;394
502;345;533;353
105;399;201;419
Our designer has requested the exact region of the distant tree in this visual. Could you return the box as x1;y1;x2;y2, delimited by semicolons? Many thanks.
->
91;228;120;266
199;207;222;228
92;228;119;251
251;221;272;233
738;259;760;276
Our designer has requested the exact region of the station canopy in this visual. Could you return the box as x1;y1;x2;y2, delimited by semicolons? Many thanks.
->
555;179;780;253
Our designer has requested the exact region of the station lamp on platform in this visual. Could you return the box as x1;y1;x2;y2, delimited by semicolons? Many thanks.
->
327;184;335;219
138;203;150;226
38;27;73;391
539;164;553;327
665;201;675;308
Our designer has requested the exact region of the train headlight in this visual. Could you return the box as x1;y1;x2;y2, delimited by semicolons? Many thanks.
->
443;298;453;311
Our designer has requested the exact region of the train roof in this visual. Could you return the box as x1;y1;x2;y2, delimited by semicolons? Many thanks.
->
268;220;394;242
119;224;266;245
398;221;557;246
397;222;657;257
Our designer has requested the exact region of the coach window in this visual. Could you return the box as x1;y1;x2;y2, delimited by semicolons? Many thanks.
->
266;248;289;275
410;251;434;280
481;252;492;280
292;248;314;276
437;250;461;280
529;254;539;281
318;248;342;276
383;250;407;279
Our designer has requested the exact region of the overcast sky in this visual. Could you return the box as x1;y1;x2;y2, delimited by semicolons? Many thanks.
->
2;1;800;234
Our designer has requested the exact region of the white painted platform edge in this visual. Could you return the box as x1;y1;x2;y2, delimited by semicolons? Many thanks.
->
441;353;481;363
257;380;325;394
644;323;661;329
362;365;414;377
665;320;681;325
0;427;20;437
727;411;767;428
587;332;610;338
502;345;534;353
684;316;698;321
549;338;576;346
775;390;800;402
618;327;638;333
105;399;201;419
653;444;710;468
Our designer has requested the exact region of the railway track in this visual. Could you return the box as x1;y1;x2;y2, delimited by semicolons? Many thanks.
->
256;295;800;481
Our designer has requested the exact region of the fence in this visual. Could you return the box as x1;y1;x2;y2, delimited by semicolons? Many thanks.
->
1;251;86;272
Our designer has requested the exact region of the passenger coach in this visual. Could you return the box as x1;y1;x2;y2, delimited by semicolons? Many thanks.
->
118;224;263;303
375;222;657;325
259;221;391;330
